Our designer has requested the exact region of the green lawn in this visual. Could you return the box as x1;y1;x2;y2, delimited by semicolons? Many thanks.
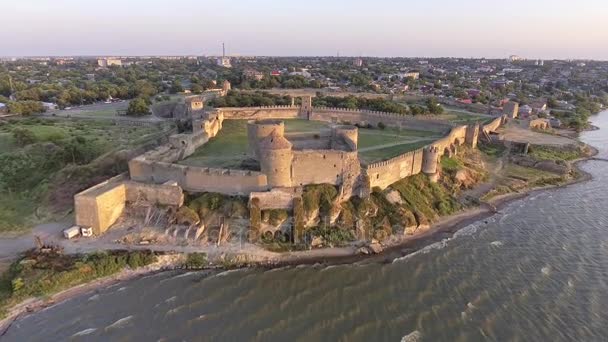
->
180;120;250;168
359;141;430;164
0;133;14;154
182;119;443;167
181;119;331;168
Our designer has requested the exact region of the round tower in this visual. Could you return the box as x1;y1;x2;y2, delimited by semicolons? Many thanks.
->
422;146;440;183
259;130;293;188
247;120;285;158
332;125;358;151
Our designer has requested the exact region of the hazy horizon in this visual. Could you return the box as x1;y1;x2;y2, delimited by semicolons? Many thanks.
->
4;0;608;60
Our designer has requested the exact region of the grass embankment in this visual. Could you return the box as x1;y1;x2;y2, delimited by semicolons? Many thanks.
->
528;144;587;162
185;192;249;224
0;250;157;319
480;143;588;201
0;118;168;234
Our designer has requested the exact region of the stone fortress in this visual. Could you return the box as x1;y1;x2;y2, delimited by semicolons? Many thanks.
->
74;95;507;236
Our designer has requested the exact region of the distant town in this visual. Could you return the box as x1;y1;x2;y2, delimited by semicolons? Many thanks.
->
1;53;606;131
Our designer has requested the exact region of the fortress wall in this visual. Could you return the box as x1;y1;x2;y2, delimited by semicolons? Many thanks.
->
365;148;425;189
310;107;453;132
291;150;360;186
431;125;467;154
483;116;504;133
184;167;268;195
75;174;186;235
130;159;269;195
168;132;210;158
125;181;184;207
364;125;470;189
529;118;549;130
249;189;298;210
74;174;129;235
219;106;300;120
289;136;332;150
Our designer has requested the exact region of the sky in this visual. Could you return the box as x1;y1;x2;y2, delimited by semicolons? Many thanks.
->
3;0;608;59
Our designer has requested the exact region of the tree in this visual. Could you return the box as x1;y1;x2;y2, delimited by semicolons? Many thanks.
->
191;84;203;94
426;97;444;114
169;80;183;94
126;97;150;116
12;128;37;146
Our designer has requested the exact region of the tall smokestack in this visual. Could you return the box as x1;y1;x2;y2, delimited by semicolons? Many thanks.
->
222;43;225;58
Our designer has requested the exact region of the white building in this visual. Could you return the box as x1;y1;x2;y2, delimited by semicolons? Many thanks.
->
97;58;122;67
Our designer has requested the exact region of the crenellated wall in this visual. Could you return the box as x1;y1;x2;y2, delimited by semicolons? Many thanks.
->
363;122;484;190
483;116;506;133
129;160;268;195
365;148;425;189
218;106;300;120
291;150;360;187
310;107;453;132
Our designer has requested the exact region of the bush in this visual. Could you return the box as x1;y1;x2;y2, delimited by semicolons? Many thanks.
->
126;97;150;116
12;128;37;147
377;122;386;130
184;253;208;268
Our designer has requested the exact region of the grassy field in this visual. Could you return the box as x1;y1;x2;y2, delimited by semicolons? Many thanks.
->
181;119;331;168
0;133;14;154
358;127;439;149
53;101;129;118
182;119;442;167
180;120;250;168
358;141;430;164
0;117;167;233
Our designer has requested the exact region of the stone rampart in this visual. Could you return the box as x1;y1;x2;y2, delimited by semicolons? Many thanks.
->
74;174;184;235
249;189;298;210
218;106;300;120
291;150;360;187
129;160;268;195
365;148;425;189
483;116;505;133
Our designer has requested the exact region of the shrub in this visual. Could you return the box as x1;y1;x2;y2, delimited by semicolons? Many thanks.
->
184;253;208;268
12;128;37;147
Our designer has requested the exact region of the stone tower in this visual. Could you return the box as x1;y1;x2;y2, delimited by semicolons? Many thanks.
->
300;96;312;119
331;125;358;151
258;130;293;188
465;123;480;149
247;120;285;158
422;146;440;183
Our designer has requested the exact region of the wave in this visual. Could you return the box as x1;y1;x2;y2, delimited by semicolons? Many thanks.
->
392;239;450;263
401;330;422;342
71;328;97;337
105;315;133;330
